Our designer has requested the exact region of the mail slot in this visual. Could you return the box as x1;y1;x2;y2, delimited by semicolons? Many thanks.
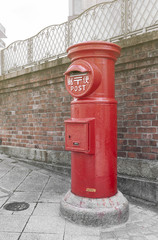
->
65;118;95;154
65;59;101;98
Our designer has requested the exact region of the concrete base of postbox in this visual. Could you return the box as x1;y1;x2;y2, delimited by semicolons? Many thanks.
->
60;190;129;227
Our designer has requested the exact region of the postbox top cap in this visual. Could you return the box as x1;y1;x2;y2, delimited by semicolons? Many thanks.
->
67;41;121;61
67;40;120;50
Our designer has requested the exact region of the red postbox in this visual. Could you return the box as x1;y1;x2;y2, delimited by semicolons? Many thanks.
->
64;41;120;198
60;41;129;226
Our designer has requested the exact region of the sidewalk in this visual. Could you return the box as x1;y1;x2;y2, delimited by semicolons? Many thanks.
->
0;153;158;240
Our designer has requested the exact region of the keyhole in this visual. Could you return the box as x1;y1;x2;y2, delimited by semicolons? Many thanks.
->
69;135;71;139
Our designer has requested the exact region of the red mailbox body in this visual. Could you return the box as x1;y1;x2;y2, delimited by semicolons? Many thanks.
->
64;41;121;198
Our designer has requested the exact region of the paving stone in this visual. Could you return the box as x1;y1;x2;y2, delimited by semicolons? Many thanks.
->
20;233;63;240
0;204;15;215
0;233;20;240
146;235;158;240
0;186;12;198
0;215;29;232
100;231;116;239
138;226;154;234
0;197;9;209
44;176;70;194
137;220;156;228
0;155;15;162
17;171;49;192
64;221;100;236
126;224;145;237
39;190;64;203
33;203;60;216
131;237;148;240
128;212;143;223
117;238;129;240
100;236;117;240
24;216;65;234
8;191;41;203
113;228;130;238
0;154;8;160
0;162;14;178
64;234;100;240
0;166;30;191
150;224;158;232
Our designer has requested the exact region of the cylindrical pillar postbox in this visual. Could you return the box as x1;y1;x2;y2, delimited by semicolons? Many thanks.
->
60;41;129;227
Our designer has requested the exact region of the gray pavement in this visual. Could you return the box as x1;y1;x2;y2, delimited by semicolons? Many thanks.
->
0;153;158;240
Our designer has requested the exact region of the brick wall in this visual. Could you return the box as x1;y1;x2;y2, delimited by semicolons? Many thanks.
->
0;58;71;161
115;32;158;203
0;31;158;203
116;33;158;163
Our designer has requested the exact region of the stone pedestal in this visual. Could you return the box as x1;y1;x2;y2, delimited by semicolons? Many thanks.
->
60;190;129;227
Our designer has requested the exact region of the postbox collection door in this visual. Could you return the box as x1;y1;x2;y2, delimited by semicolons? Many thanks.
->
65;118;95;154
65;121;89;152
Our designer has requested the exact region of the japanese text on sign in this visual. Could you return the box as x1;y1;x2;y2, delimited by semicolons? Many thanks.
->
67;73;90;93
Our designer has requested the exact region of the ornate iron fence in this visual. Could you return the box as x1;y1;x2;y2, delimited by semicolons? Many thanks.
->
1;0;158;75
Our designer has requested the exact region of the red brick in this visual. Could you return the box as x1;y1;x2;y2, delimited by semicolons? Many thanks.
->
141;107;151;113
118;128;127;133
136;86;158;93
152;107;158;113
151;148;158;153
128;140;137;145
124;134;141;139
124;95;141;101
142;147;151;153
137;153;156;160
128;128;136;133
137;114;156;120
118;139;127;145
126;115;136;120
124;121;141;127
152;93;158;98
151;78;158;85
137;128;156;133
152;120;158;126
153;134;158;140
142;120;152;126
117;152;127;158
142;93;151;99
125;146;141;152
128;152;137;158
138;140;157;146
126;89;136;94
142;134;153;139
148;154;156;160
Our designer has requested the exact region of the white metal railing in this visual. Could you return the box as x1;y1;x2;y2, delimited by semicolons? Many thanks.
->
1;0;158;75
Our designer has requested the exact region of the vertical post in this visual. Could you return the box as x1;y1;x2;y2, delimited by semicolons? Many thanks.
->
67;20;72;47
0;49;4;75
27;38;33;64
121;0;132;37
65;22;69;51
125;0;132;34
121;0;126;36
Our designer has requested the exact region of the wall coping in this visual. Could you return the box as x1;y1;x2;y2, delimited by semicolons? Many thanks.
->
0;57;70;81
117;30;158;48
